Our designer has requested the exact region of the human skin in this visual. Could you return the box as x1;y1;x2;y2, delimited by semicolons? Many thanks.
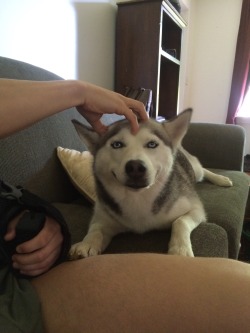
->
0;79;147;138
32;253;250;333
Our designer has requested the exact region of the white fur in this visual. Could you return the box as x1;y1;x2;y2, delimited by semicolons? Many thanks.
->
69;112;232;259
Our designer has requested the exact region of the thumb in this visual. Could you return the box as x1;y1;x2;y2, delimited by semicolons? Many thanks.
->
4;212;24;241
4;223;16;241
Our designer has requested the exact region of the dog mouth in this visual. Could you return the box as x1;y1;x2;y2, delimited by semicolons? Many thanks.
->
112;171;151;190
125;180;150;189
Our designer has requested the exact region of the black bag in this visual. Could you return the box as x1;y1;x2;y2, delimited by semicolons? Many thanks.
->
0;180;71;277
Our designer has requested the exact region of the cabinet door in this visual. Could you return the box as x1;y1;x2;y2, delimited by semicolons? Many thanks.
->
115;1;162;105
158;4;185;119
115;0;186;119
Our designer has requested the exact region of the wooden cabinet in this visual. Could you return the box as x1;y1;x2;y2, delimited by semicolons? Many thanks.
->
115;0;186;119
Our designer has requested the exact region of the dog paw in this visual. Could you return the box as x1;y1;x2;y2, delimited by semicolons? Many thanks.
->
168;245;194;257
217;176;233;187
68;241;101;260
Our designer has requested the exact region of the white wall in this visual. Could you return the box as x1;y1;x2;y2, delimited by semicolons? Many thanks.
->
0;0;77;79
73;1;116;88
0;0;116;89
183;0;242;123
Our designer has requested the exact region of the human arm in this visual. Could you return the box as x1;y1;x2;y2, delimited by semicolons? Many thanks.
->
0;79;148;138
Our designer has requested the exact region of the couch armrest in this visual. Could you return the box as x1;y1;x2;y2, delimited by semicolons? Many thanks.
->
182;123;245;171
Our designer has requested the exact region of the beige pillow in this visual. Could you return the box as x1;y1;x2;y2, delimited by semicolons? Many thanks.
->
57;147;97;204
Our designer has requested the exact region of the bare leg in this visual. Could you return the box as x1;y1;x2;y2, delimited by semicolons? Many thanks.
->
32;254;250;333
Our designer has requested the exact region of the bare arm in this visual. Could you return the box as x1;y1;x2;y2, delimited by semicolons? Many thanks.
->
0;79;148;138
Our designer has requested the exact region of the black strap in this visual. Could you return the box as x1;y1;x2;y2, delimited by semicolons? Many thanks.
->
0;180;23;202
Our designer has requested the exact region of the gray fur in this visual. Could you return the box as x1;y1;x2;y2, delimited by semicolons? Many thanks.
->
69;110;233;259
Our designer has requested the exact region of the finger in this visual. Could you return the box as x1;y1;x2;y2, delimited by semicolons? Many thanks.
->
16;233;44;254
4;211;26;241
15;247;61;277
16;218;62;254
125;110;140;134
15;228;63;262
125;98;148;121
13;231;62;267
4;224;16;241
119;99;148;134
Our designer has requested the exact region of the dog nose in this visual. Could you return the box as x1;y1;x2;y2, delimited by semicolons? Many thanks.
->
125;160;147;179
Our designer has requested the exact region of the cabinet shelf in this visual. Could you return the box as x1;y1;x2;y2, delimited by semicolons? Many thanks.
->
161;49;180;65
115;0;186;119
162;1;186;28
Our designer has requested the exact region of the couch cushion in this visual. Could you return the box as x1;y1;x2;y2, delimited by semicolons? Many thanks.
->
196;169;249;258
57;147;96;203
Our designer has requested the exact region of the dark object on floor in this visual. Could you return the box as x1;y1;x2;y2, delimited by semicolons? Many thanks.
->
244;154;250;172
239;223;250;262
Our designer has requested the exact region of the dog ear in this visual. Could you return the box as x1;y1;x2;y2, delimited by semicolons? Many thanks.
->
72;119;99;153
162;109;192;148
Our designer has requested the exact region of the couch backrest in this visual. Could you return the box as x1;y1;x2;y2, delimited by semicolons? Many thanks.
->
0;56;121;202
183;122;245;171
0;57;244;203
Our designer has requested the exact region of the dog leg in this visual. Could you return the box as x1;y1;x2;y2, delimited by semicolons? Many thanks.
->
69;228;107;259
203;169;233;187
69;216;126;260
181;148;233;186
168;210;204;257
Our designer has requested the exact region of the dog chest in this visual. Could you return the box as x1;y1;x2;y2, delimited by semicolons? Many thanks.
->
104;194;194;234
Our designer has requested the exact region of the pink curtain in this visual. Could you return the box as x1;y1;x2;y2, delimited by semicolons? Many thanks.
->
226;0;250;124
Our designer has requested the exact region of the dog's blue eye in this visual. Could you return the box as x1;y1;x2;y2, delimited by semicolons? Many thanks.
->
111;141;124;149
146;141;158;149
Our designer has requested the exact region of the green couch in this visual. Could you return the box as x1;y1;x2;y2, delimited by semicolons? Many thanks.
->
0;56;249;259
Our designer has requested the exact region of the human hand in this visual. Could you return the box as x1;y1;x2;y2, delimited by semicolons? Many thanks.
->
4;212;63;277
77;82;148;135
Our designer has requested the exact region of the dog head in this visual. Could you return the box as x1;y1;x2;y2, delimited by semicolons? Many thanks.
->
72;109;192;190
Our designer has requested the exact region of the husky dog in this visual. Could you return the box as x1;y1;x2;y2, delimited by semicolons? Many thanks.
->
69;109;232;259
